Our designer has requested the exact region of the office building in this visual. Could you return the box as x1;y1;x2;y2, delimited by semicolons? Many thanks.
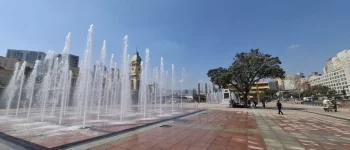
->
56;54;79;68
229;81;279;99
68;54;79;68
309;66;350;96
309;49;350;96
323;49;350;74
6;49;46;64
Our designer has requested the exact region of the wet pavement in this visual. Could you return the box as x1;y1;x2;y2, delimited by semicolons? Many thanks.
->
0;108;198;149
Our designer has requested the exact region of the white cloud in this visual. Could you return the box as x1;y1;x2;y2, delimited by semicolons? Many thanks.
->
288;44;300;49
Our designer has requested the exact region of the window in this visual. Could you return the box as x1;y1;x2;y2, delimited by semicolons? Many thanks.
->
131;80;134;89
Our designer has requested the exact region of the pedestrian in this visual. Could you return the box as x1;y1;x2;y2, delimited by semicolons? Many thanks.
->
276;100;283;115
253;100;257;108
262;99;266;108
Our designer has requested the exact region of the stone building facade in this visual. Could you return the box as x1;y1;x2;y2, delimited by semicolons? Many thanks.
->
130;51;141;104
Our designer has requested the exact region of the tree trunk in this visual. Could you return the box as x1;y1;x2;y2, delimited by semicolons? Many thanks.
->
243;93;249;108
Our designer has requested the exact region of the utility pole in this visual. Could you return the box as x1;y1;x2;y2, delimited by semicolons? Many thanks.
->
205;83;208;95
256;83;260;102
198;83;201;103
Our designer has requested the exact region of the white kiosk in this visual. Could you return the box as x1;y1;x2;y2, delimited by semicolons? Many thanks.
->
221;89;239;105
221;89;231;105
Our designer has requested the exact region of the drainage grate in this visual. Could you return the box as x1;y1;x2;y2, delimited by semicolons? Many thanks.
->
159;125;172;128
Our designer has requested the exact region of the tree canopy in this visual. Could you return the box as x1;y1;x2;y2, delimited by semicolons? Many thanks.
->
259;89;278;101
301;85;337;99
207;49;285;107
207;67;231;89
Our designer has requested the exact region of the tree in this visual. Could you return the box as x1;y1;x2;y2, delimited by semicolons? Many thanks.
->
207;67;231;89
259;89;278;101
301;89;313;97
282;91;291;99
326;89;337;98
228;49;285;107
301;85;337;99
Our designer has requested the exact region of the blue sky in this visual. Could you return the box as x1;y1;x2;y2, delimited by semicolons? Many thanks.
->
1;0;350;89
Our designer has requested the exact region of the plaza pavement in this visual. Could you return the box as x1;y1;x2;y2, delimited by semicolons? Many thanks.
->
1;102;350;150
78;103;350;150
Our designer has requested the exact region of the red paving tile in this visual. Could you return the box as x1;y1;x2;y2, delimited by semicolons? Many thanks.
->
88;144;114;150
87;110;269;150
168;143;190;150
107;146;128;150
207;143;227;150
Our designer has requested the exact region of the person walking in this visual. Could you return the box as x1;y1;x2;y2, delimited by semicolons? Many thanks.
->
253;100;257;108
262;99;266;108
276;100;283;115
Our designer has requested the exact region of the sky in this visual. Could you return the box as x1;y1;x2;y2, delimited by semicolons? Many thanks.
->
1;0;350;89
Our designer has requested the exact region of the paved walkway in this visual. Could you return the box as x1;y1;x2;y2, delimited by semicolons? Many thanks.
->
2;103;350;150
81;104;350;150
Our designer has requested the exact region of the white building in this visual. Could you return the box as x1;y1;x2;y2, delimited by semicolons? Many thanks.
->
323;49;350;74
284;80;295;90
279;73;308;91
309;65;350;96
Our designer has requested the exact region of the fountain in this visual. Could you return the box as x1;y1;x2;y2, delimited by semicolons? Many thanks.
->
26;60;40;119
119;35;131;121
180;67;185;108
139;48;150;119
0;24;201;149
171;64;175;113
15;62;27;118
5;63;19;115
0;24;195;134
159;57;164;115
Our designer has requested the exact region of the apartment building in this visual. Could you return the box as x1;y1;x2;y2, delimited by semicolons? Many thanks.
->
309;66;350;96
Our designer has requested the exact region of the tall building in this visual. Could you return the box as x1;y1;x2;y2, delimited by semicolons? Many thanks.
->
56;54;79;68
309;49;350;97
130;51;142;104
229;81;279;99
274;72;308;91
68;54;79;68
324;49;350;74
309;66;350;96
6;49;46;64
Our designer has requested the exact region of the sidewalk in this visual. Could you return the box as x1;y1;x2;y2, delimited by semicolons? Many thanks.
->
78;106;350;150
282;103;350;120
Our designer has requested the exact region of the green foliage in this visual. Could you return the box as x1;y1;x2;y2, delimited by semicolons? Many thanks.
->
301;85;337;99
259;89;278;100
207;67;231;89
207;49;285;107
326;89;337;98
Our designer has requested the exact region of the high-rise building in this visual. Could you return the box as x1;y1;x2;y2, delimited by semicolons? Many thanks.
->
309;49;350;97
6;49;46;64
324;49;350;74
56;54;79;68
309;67;350;96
